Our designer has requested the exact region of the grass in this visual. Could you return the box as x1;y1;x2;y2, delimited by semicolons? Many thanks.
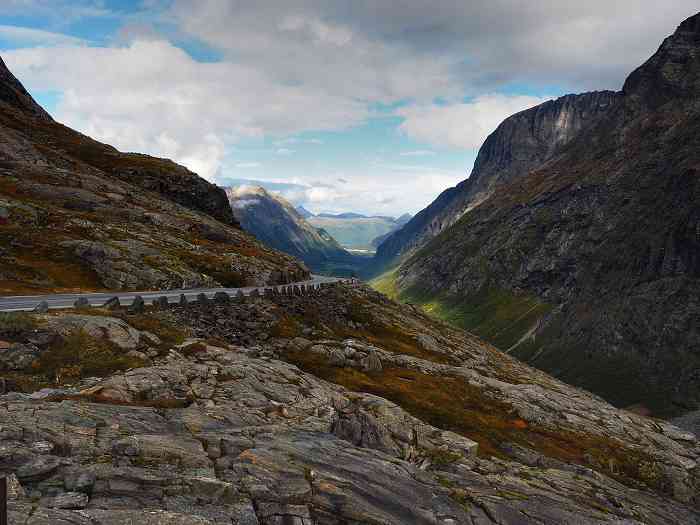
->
0;312;38;336
370;270;551;352
34;330;145;385
121;313;188;348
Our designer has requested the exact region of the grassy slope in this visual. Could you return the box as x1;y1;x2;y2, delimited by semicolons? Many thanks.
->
371;268;551;352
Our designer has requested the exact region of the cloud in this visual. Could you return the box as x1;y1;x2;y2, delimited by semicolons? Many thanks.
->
235;162;262;169
275;148;294;155
4;1;699;216
398;94;549;149
0;25;86;47
3;40;367;180
274;137;324;146
168;0;699;93
399;150;435;157
0;1;114;23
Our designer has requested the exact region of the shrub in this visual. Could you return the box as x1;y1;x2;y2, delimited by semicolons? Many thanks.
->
36;330;144;384
0;312;37;336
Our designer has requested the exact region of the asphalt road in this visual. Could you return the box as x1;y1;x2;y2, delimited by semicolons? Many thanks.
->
0;274;347;312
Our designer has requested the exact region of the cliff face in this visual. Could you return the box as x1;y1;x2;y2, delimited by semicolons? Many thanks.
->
0;55;307;293
226;185;361;274
373;91;620;271
390;13;700;415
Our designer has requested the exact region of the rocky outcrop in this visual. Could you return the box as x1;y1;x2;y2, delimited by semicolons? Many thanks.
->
391;13;700;415
373;90;620;272
1;285;700;523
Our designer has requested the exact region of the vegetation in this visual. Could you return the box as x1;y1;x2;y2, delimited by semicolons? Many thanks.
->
0;312;38;336
282;348;665;492
35;330;145;385
371;270;551;351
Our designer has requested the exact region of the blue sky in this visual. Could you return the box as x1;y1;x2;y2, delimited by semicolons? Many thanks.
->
1;1;697;215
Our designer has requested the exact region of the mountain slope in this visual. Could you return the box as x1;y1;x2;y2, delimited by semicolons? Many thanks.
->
226;185;363;275
387;13;700;416
372;90;620;273
0;55;307;293
2;283;700;523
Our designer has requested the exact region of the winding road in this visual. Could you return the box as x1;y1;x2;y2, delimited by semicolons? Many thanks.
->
0;274;349;312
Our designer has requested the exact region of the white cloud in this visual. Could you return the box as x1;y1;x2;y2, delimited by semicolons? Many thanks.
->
0;25;86;47
398;94;550;150
276;148;295;155
4;1;699;216
3;40;367;180
399;150;435;157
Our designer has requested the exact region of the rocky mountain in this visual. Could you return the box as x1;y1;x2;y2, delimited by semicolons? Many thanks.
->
226;185;363;275
2;282;700;524
382;13;700;416
295;205;315;219
372;91;620;273
0;55;307;293
371;213;413;248
309;213;411;251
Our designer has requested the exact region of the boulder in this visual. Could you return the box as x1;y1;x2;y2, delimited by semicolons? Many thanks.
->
33;301;49;313
73;297;90;309
129;295;145;313
102;296;121;310
152;296;170;309
213;292;230;304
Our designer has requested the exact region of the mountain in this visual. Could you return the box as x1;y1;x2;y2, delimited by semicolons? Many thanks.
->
317;211;367;219
372;90;620;273
371;213;414;248
309;213;410;251
226;185;363;275
0;55;307;293
2;28;700;523
377;13;700;416
295;205;315;218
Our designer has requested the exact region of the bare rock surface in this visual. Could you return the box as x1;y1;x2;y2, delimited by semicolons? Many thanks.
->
1;284;699;524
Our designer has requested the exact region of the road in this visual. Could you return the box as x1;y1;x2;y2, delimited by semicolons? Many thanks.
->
0;274;348;312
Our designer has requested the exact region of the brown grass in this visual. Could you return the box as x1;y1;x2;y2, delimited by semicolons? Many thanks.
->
282;348;665;492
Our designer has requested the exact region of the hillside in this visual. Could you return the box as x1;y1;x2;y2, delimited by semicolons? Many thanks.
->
0;55;308;294
226;185;363;275
2;282;700;524
380;13;700;416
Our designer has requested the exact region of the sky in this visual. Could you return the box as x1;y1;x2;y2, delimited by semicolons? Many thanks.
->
0;1;697;216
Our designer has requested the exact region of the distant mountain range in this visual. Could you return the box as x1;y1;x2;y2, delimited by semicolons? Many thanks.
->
226;186;365;275
306;211;412;251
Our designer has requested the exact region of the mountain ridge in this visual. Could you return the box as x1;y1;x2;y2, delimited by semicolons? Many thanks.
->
383;12;700;415
372;90;621;273
0;54;306;293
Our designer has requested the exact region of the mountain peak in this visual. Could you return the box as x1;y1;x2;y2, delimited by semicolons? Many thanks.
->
0;54;52;120
678;11;700;33
622;11;700;108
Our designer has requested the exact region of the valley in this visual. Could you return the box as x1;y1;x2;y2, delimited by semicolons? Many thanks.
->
0;7;699;525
